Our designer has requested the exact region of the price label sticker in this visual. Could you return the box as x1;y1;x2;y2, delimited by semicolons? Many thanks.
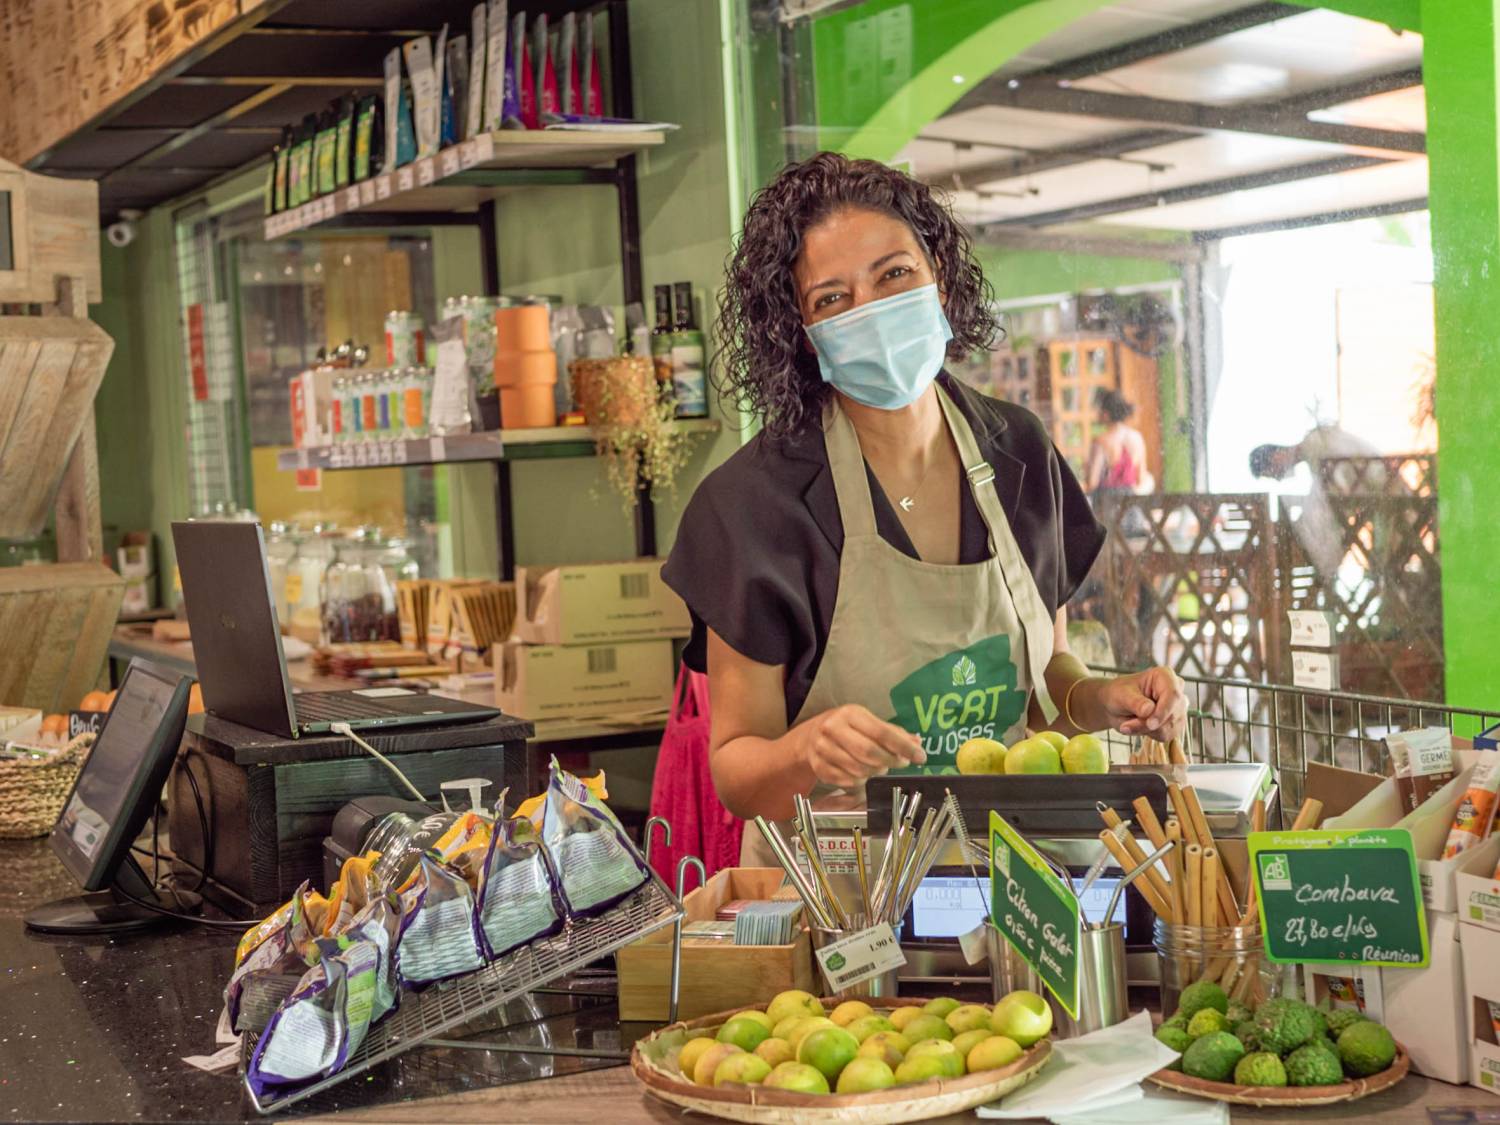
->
471;133;494;163
417;158;436;186
355;443;369;467
345;186;361;210
360;180;376;206
378;442;394;465
375;176;392;201
393;441;408;465
440;149;461;177
322;198;336;221
1288;610;1335;649
397;166;415;192
284;572;304;604
429;436;447;462
814;923;905;992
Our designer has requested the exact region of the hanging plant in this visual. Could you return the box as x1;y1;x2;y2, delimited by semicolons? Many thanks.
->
570;356;699;511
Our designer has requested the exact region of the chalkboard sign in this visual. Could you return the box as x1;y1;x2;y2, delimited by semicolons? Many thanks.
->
990;810;1080;1017
1249;828;1429;968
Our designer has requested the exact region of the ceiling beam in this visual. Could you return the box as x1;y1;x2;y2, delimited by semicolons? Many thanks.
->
168;75;383;88
102;84;291;181
983;83;1425;154
984;154;1391;228
1191;195;1427;240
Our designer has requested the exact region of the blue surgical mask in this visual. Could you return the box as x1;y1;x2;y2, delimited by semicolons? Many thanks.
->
805;283;953;410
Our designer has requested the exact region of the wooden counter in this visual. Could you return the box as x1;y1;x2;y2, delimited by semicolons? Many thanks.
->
317;1062;1494;1123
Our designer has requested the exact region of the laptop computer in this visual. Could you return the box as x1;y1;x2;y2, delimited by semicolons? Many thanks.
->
172;520;498;738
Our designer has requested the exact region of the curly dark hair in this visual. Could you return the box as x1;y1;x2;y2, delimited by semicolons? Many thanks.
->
714;152;999;438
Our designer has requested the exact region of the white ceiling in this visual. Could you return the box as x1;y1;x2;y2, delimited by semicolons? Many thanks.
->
902;4;1428;237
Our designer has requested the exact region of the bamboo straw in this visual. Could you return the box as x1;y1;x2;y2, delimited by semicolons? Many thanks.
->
1098;828;1171;919
1168;783;1200;848
1132;797;1169;852
1202;848;1221;928
1234;797;1269;928
1291;796;1324;832
1185;844;1203;929
1165;823;1185;928
1169;734;1190;766
1097;803;1174;919
1182;785;1239;923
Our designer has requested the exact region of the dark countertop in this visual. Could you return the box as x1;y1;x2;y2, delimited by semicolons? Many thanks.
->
0;839;635;1123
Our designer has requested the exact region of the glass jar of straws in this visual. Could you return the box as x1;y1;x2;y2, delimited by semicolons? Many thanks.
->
1154;919;1278;1016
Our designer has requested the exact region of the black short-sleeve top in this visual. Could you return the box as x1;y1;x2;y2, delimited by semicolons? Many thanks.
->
662;373;1107;724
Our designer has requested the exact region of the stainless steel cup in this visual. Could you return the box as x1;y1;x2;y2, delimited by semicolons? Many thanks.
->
1055;922;1129;1036
809;914;902;1000
986;924;1041;1001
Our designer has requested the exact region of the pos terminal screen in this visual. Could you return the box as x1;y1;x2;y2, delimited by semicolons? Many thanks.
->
908;873;1123;939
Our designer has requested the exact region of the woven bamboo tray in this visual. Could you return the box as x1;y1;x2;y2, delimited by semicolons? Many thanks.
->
631;997;1051;1125
0;732;93;838
1146;1045;1409;1107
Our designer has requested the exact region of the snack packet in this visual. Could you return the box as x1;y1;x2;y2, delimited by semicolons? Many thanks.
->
1386;728;1455;813
515;12;538;129
559;13;580;116
227;882;325;1031
442;33;468;148
323;853;379;936
535;760;648;916
1490;1001;1500;1040
394;854;486;986
329;895;400;1024
582;16;603;118
1444;753;1500;859
475;817;565;958
534;14;560;123
513;769;606;822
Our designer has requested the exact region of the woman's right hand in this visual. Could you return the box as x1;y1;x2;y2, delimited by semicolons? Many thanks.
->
797;704;926;789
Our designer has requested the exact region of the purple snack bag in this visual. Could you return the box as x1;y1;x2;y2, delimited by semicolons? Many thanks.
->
474;816;566;959
394;853;486;987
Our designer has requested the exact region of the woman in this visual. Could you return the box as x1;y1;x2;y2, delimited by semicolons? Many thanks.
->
1085;389;1149;495
662;154;1185;861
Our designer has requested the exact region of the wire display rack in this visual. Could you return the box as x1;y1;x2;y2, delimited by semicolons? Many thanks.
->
1100;670;1498;819
243;872;682;1116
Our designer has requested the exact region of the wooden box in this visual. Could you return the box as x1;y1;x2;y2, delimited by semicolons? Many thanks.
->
168;710;534;916
0;562;123;711
616;868;815;1023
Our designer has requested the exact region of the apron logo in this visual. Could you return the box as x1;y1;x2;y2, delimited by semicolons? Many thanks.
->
887;634;1027;773
951;655;977;686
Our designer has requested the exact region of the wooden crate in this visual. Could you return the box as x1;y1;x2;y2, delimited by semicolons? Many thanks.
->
0;562;122;711
0;159;102;303
617;868;816;1023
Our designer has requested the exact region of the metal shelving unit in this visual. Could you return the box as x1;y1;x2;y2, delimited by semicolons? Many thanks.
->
244;872;683;1116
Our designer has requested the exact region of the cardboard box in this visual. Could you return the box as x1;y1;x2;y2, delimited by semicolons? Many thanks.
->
616;868;816;1022
1461;912;1500;1095
1304;911;1470;1084
1456;836;1500;932
513;559;690;646
493;637;673;722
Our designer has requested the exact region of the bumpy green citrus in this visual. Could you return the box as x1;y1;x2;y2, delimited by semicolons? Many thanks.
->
1253;998;1316;1054
1181;1031;1245;1082
1234;1051;1288;1087
1178;981;1229;1019
1285;1041;1343;1087
1187;1008;1230;1039
1337;1020;1396;1078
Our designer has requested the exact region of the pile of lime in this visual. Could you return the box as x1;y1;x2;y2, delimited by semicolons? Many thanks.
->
1155;981;1397;1088
669;989;1051;1094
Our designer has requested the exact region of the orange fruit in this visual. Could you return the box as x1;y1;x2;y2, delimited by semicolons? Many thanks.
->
104;690;118;709
188;683;205;714
79;690;110;712
41;714;68;736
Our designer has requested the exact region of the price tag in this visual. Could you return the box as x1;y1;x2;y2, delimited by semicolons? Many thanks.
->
397;166;415;192
460;139;480;168
417;158;436;186
345;186;361;210
1251;828;1429;967
429;436;447;462
814;923;906;992
439;149;461;177
991;811;1081;1017
375;176;392;201
378;442;394;465
284;572;304;604
322;197;336;221
355;443;369;467
360;180;376;206
393;441;408;464
1288;610;1335;649
1292;650;1338;690
472;133;494;163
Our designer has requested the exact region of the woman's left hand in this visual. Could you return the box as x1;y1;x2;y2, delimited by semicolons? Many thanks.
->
1095;666;1187;741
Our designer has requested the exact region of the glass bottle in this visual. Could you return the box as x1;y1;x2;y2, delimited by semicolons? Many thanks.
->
265;522;299;625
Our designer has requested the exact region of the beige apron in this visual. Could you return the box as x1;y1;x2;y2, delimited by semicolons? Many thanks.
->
742;385;1059;866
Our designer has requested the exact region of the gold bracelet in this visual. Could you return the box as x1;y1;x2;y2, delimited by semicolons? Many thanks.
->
1063;677;1092;733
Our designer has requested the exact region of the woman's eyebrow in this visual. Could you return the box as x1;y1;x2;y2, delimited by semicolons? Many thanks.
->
868;250;914;272
801;250;917;300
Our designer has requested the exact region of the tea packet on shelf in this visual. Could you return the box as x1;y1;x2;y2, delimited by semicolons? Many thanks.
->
226;882;326;1033
394;853;486;987
535;759;648;917
475;816;566;958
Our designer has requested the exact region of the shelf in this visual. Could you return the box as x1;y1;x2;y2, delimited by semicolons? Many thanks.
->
277;419;718;471
264;129;667;238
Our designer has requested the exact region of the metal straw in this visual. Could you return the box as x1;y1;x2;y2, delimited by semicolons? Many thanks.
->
752;816;836;928
1101;840;1175;929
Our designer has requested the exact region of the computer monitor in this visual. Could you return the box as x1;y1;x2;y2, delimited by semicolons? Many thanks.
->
25;658;193;935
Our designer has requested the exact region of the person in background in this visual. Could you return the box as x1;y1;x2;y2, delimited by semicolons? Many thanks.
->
1085;389;1151;495
1250;424;1384;579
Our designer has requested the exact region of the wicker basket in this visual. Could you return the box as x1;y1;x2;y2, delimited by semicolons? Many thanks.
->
0;733;93;838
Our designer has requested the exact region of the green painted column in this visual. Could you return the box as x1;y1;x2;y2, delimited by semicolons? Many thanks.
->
1422;0;1500;706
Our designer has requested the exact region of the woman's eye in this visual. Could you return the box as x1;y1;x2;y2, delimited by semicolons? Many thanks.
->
814;292;844;311
882;265;913;282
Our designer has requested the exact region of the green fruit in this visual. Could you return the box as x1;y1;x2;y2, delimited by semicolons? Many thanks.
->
1225;1002;1252;1027
693;1043;744;1086
906;1039;964;1078
1155;1023;1191;1068
1003;741;1033;774
678;1037;717;1079
991;990;1053;1047
754;1037;795;1068
1306;1005;1329;1043
787;1017;837;1052
893;1054;946;1086
718;1016;771;1052
1162;1011;1189;1032
763;1060;830;1094
1253;998;1317;1055
1326;1008;1370;1036
1337;1020;1397;1077
713;1053;772;1087
830;1000;873;1028
1233;1020;1263;1053
1061;733;1109;774
945;1004;992;1035
1181;1031;1246;1082
1285;1042;1343;1087
902;1014;954;1044
966;1035;1023;1072
736;1010;774;1031
797;1026;860;1083
845;1015;896;1043
1187;1008;1230;1039
857;1031;911;1069
1234;1051;1288;1088
951;1029;993;1059
1035;730;1068;752
835;1056;897;1093
772;1015;808;1042
956;738;1004;775
1178;981;1229;1019
1015;741;1062;774
922;997;963;1019
888;1006;924;1032
766;990;824;1027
